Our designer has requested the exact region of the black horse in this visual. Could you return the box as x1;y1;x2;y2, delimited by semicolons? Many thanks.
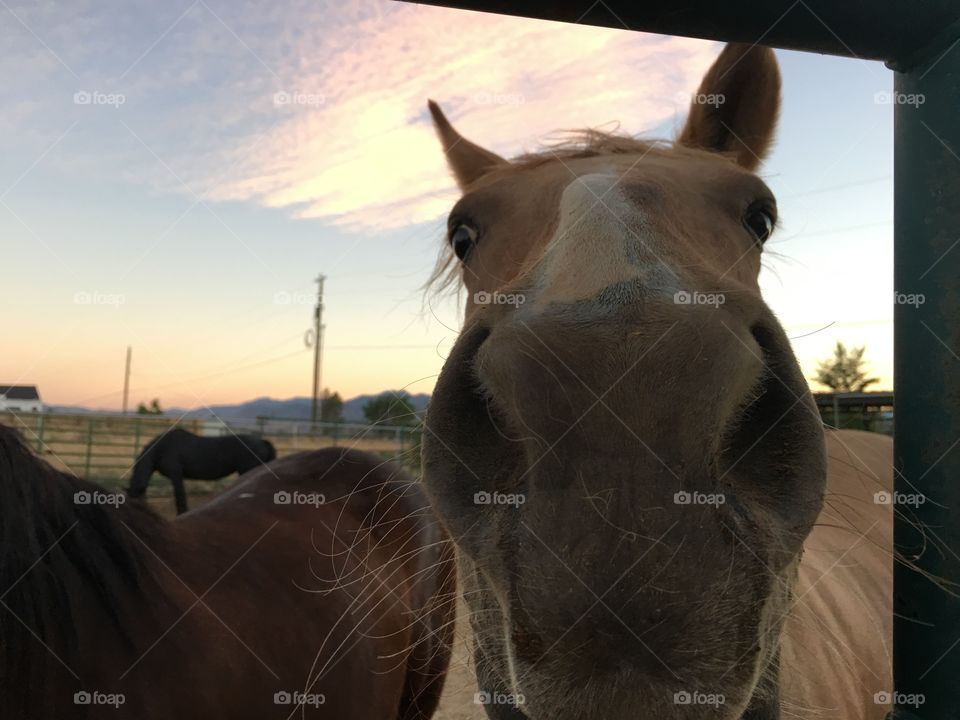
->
127;428;276;514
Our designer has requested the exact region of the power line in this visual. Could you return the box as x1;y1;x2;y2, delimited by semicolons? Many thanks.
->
69;346;307;406
67;339;444;407
324;344;439;350
774;219;892;243
780;174;892;200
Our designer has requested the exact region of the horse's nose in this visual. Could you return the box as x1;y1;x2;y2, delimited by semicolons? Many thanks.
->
530;173;681;311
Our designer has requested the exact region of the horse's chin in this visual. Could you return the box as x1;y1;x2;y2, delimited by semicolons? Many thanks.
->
461;549;787;720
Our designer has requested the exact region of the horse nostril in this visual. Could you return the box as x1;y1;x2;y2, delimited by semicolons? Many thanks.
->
465;325;492;377
749;323;772;361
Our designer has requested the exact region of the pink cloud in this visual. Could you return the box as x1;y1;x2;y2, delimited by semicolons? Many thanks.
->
199;4;720;231
6;0;720;232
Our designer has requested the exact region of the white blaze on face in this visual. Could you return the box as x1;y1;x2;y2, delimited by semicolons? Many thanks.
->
529;172;680;311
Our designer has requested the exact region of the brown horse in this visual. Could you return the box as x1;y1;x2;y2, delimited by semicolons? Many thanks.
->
0;424;455;719
422;44;892;719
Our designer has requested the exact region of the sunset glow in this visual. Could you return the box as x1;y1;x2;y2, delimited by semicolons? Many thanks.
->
1;0;894;410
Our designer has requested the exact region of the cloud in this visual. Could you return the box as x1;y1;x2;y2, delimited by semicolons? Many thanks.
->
4;0;720;231
209;5;719;231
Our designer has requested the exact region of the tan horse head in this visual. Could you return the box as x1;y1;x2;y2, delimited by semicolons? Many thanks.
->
422;43;890;720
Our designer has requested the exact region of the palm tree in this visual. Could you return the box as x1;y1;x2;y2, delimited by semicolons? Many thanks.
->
813;342;879;392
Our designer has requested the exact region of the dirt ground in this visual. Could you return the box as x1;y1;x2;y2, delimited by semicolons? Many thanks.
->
147;494;486;720
427;607;488;720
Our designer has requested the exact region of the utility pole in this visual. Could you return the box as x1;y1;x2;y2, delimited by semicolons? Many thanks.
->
121;346;132;415
310;275;326;424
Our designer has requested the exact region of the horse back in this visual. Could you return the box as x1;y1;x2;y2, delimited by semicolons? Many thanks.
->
156;448;454;719
187;445;454;644
782;430;892;718
209;448;437;538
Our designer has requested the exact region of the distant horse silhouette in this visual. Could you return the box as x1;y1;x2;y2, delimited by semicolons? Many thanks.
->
0;423;455;719
127;428;277;514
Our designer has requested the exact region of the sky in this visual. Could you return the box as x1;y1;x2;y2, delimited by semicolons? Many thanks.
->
1;0;895;411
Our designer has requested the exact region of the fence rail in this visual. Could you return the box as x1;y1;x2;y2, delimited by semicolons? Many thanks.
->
0;411;420;487
812;391;894;435
2;395;892;486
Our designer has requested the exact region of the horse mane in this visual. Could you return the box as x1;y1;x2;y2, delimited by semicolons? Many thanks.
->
511;128;664;168
0;424;170;697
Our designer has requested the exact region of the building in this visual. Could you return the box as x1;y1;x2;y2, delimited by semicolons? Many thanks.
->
0;385;43;413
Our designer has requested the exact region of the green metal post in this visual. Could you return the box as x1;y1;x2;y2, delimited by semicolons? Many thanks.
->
36;412;45;453
892;42;960;718
133;417;142;476
83;418;94;478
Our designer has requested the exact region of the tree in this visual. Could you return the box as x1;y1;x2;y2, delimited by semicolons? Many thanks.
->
363;392;417;427
813;342;880;392
136;398;163;415
319;389;344;423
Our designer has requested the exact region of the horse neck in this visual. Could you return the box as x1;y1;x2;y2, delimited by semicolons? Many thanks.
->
128;436;162;494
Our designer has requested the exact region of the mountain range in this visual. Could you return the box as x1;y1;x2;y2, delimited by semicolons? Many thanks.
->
51;392;431;423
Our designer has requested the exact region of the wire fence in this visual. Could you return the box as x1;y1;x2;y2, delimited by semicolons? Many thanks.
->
0;411;421;489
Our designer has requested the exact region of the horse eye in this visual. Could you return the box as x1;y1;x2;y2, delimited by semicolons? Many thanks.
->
449;223;478;261
744;208;774;245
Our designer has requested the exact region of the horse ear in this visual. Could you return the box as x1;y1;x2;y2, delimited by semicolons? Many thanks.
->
677;43;781;171
428;100;507;189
